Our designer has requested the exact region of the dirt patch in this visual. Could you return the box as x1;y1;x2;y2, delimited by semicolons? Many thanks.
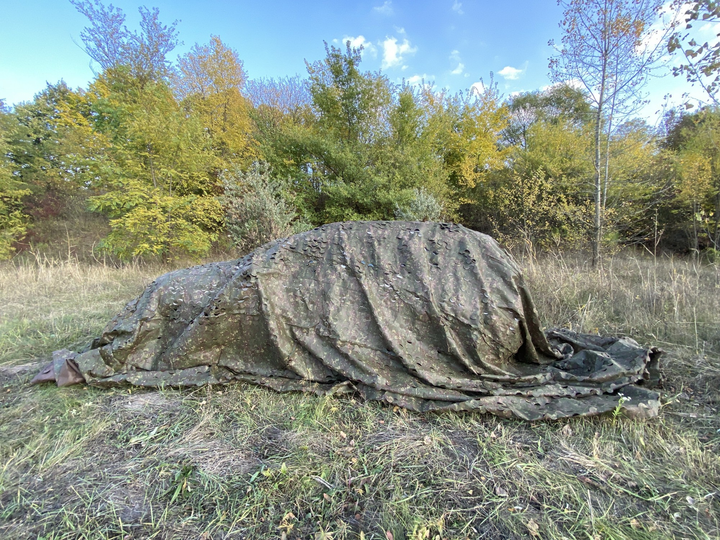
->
119;391;182;413
165;437;256;476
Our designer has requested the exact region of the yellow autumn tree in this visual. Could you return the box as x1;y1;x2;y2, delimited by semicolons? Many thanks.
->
677;149;713;257
87;69;223;260
423;80;509;205
174;36;256;170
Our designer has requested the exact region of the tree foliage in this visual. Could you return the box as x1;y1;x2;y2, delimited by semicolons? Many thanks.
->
174;36;255;167
86;70;223;259
0;103;30;259
665;108;720;252
3;1;715;261
669;0;720;105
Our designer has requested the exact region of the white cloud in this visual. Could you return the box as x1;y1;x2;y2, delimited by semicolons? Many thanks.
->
340;35;377;57
373;1;393;16
449;49;464;75
470;81;486;95
452;0;464;14
498;65;524;80
406;74;434;85
382;35;418;69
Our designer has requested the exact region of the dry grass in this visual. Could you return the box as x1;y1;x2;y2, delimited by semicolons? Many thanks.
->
523;251;720;357
0;252;718;539
0;258;165;364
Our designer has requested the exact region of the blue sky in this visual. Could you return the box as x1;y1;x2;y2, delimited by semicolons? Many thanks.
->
0;0;711;123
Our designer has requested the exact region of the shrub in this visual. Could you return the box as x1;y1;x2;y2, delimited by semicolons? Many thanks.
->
394;187;444;222
222;163;312;254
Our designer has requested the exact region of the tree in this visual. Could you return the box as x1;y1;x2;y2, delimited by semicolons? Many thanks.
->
426;80;510;200
86;71;223;260
173;36;255;167
483;85;595;250
7;82;104;223
549;0;668;265
664;107;720;253
246;75;312;124
0;102;30;259
70;0;180;86
222;163;311;254
676;148;713;256
256;43;452;224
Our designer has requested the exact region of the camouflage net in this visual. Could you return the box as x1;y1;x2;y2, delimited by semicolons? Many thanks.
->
37;221;661;420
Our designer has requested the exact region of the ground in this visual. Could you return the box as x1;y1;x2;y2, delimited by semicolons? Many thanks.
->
0;253;718;539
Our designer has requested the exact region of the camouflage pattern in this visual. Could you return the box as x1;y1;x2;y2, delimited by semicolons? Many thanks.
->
40;222;662;420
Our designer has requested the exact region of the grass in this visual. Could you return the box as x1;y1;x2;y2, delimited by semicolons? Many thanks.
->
0;251;718;539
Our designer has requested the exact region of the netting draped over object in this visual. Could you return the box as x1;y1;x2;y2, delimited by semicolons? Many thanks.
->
38;221;661;420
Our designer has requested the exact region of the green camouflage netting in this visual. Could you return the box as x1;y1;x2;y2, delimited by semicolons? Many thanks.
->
36;221;662;420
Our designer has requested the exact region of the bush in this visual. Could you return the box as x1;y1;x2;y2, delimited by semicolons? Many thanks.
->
222;163;312;254
394;187;444;222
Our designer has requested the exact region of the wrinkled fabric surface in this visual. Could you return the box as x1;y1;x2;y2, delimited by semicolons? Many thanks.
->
41;221;661;420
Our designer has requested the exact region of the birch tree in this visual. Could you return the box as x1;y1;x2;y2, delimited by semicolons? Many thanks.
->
549;0;668;265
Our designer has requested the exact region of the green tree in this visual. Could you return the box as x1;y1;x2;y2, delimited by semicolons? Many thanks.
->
7;82;103;223
257;43;452;224
676;148;713;256
423;80;509;202
473;85;595;248
0;102;30;258
222;162;311;254
664;108;720;252
490;168;591;256
600;120;673;247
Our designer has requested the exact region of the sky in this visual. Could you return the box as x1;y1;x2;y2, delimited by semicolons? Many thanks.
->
0;0;713;124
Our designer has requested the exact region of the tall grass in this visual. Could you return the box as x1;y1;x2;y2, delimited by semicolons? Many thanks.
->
524;252;720;355
0;257;165;364
0;251;718;539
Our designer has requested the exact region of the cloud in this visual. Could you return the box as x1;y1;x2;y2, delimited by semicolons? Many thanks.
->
470;81;486;95
406;74;434;85
404;74;435;91
449;49;464;75
498;65;524;80
452;0;464;14
339;35;377;57
373;1;393;16
382;35;418;69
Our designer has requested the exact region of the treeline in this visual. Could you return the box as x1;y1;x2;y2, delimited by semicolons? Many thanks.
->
0;0;719;262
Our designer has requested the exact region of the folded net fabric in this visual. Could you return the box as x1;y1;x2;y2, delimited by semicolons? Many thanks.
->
37;221;661;420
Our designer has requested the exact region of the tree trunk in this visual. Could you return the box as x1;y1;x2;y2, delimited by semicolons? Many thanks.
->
692;199;699;261
592;100;604;268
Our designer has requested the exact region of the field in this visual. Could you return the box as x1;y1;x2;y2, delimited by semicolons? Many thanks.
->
0;252;718;539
